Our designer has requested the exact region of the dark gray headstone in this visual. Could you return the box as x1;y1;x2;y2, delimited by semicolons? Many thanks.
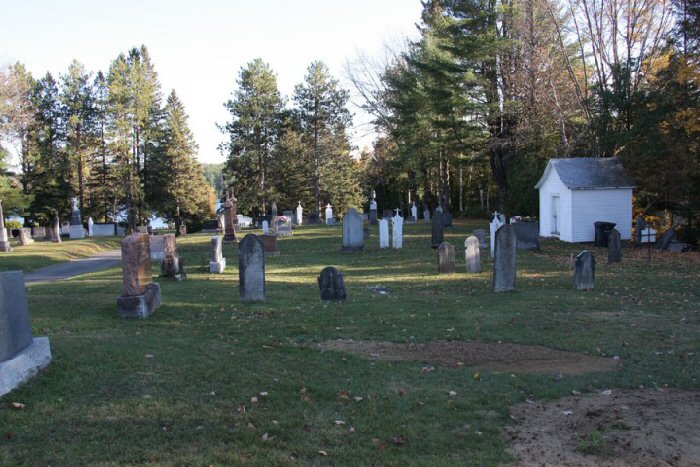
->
607;229;622;263
635;216;646;243
383;209;393;219
438;242;455;273
431;210;444;249
465;236;481;273
239;234;265;302
512;222;540;250
473;229;487;248
656;229;675;251
443;209;452;228
342;208;364;251
574;250;595;290
493;225;517;292
369;209;377;224
318;266;347;301
0;271;33;362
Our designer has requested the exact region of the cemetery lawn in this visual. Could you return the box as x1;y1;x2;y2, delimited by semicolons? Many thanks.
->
0;237;122;272
2;221;699;466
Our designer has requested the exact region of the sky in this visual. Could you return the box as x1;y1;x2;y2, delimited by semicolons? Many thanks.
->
1;0;423;165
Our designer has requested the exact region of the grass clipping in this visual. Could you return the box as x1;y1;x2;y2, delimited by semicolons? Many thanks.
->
317;340;620;375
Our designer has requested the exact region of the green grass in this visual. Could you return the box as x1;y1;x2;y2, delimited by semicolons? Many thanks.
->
1;220;698;465
0;236;122;272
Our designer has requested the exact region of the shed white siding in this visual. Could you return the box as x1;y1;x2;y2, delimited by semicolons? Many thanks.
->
570;188;633;242
538;168;573;241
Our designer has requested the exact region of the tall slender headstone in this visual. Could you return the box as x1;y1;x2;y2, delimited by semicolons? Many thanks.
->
379;219;389;248
239;234;265;302
296;202;303;226
325;204;334;225
117;233;161;318
493;224;517;292
0;271;52;396
431;209;444;249
465;235;481;273
52;215;61;243
223;195;238;243
369;198;378;224
608;229;622;263
87;217;94;237
423;208;431;224
438;242;456;273
69;197;85;239
210;235;226;273
318;266;347;301
490;212;504;258
410;202;418;221
262;220;270;234
160;234;185;280
0;201;11;252
392;213;403;249
217;213;225;234
271;202;278;219
342;208;364;251
574;250;595;290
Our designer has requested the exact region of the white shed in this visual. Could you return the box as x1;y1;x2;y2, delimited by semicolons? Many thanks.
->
534;158;634;242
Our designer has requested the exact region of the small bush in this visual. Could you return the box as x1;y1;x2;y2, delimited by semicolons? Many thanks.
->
577;430;609;456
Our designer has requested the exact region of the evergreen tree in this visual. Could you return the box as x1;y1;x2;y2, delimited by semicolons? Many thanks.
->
293;61;361;216
222;58;283;215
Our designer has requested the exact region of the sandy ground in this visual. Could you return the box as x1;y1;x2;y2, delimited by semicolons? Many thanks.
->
504;389;700;466
316;339;620;375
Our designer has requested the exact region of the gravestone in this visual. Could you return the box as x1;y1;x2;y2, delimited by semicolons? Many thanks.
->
635;216;646;243
202;219;219;232
410;202;418;222
465;235;481;273
493;224;517;292
259;234;279;256
149;235;166;261
223;196;238;243
0;271;52;397
69;197;85;239
178;224;187;236
117;233;161;318
431;210;444;249
271;202;278;219
209;235;226;273
607;229;622;263
92;223;116;237
438;242;455;273
513;221;540;250
423;209;431;224
239;234;265;302
60;221;71;235
296;202;303;226
379;219;389;248
656;229;675;251
0;201;11;252
489;212;504;258
262;220;270;234
574;250;595;290
32;226;46;238
160;234;186;280
318;266;347;301
383;209;393;220
217;213;225;234
276;217;293;237
325;204;334;225
442;207;452;228
473;229;487;248
342;208;364;252
52;216;62;243
392;213;403;249
87;217;94;237
369;199;378;224
18;228;33;246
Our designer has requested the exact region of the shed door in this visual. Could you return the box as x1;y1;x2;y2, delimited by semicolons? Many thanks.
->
551;195;560;235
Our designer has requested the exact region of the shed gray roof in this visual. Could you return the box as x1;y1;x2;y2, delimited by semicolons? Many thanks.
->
534;157;635;190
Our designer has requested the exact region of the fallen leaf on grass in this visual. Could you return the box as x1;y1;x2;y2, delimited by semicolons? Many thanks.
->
259;391;268;397
391;435;405;446
421;366;435;373
601;389;613;396
448;391;457;397
337;390;350;399
248;422;256;431
318;450;328;456
334;420;346;425
561;410;574;415
9;402;25;410
353;396;363;402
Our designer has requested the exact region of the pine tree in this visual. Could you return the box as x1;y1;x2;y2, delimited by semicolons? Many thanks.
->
222;58;283;215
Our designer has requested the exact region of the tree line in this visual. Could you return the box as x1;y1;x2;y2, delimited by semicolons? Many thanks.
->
0;45;215;230
348;0;699;240
220;59;363;219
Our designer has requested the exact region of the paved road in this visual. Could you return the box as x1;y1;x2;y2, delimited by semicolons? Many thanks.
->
24;250;122;284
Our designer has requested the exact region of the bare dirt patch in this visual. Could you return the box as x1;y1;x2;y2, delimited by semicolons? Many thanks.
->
504;389;700;466
316;340;619;375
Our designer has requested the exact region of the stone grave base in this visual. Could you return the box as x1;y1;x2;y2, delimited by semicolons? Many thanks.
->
69;225;85;239
0;337;52;397
117;283;161;318
0;241;12;252
210;258;226;273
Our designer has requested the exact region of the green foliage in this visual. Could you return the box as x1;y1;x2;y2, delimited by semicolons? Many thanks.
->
577;431;609;456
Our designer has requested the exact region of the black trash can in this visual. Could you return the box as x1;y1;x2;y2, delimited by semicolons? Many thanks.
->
594;221;616;247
